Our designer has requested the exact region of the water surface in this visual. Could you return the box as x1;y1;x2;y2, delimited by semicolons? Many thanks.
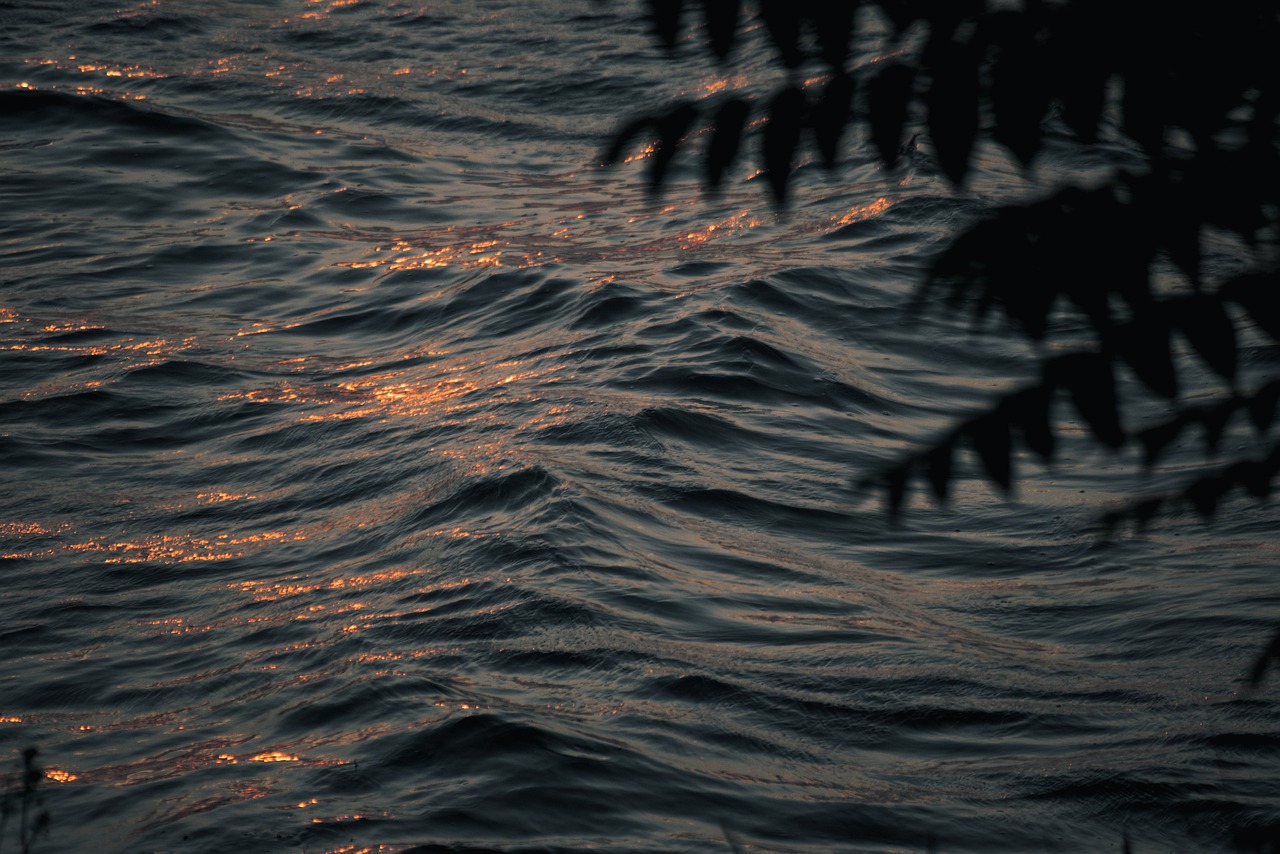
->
2;2;1278;851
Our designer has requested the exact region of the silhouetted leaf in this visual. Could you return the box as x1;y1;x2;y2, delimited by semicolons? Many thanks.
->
986;11;1050;166
759;0;803;67
886;463;910;514
994;242;1056;339
968;412;1012;492
1137;416;1187;468
1122;67;1169;156
603;115;656;166
812;3;857;70
1128;172;1202;285
1171;295;1237;384
1250;380;1280;431
1192;145;1276;241
925;438;954;502
704;97;749;189
1186;473;1230;519
872;0;917;36
1248;627;1280;687
867;62;915;169
649;102;699;191
1189;401;1234;454
924;39;980;185
1223;271;1280;341
1049;18;1110;145
1050;352;1124;449
1006;385;1054;460
702;0;741;61
649;0;684;49
762;85;805;203
1111;314;1178;399
1133;497;1163;530
721;821;749;854
810;73;854;169
1227;460;1272;500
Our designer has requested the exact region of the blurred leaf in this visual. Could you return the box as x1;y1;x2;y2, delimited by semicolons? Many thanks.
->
813;3;858;70
924;39;980;186
649;0;684;49
1250;380;1280;431
1185;473;1230;519
1227;461;1272;500
967;412;1012;493
762;85;806;203
995;242;1056;339
704;97;750;189
602;115;656;166
1137;416;1187;468
1248;627;1280;687
649;102;699;191
1006;385;1054;460
1223;271;1280;341
871;0;916;36
702;0;741;61
925;438;954;503
1049;16;1110;146
1133;497;1163;530
1129;172;1202;285
867;61;915;169
1121;62;1170;157
1171;295;1237;384
759;0;803;67
1189;401;1234;454
810;73;854;169
886;463;910;515
1050;352;1124;449
986;11;1050;166
1111;314;1178;399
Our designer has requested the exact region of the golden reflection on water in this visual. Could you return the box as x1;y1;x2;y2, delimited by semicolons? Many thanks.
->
333;230;539;273
218;349;573;439
0;521;70;537
235;567;424;603
831;196;893;228
677;208;769;249
18;56;162;100
195;491;257;505
3;529;305;564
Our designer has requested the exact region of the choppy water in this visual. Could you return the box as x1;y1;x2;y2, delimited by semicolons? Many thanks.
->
2;2;1278;852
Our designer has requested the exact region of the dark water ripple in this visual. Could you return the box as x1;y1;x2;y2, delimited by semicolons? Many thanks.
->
2;1;1278;852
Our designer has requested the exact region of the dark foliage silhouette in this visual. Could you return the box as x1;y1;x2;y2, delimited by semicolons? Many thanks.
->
0;749;49;854
609;5;1280;842
605;0;1280;715
604;9;1279;533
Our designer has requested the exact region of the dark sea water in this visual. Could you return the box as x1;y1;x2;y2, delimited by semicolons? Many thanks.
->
2;2;1278;852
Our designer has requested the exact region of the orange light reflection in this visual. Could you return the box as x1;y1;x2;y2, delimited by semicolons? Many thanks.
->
831;196;893;228
678;208;769;249
6;531;305;564
235;568;425;604
219;353;571;432
334;235;524;273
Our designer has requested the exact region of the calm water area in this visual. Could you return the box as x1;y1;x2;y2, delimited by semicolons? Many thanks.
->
2;2;1278;851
